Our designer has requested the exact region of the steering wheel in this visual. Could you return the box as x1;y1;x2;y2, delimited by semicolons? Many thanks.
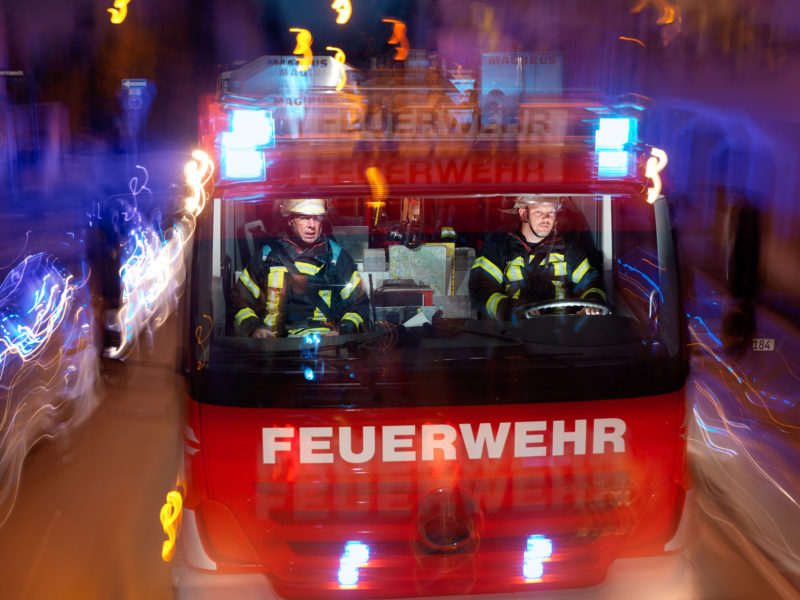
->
517;300;611;318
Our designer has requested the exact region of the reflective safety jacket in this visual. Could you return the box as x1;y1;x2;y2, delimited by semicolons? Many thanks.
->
232;233;369;337
469;231;606;320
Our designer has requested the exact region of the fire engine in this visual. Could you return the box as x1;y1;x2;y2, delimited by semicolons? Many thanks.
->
165;55;692;599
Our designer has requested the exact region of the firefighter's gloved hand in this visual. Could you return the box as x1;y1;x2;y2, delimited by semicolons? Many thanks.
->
338;321;357;335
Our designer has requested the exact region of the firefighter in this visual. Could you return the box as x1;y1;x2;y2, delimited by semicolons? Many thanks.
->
469;195;606;320
232;198;370;338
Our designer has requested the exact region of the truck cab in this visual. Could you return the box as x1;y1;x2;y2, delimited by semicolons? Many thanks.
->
169;56;691;599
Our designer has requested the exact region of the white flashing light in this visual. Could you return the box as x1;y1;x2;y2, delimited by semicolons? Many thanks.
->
338;541;370;587
595;117;636;178
523;535;553;581
597;150;629;176
222;147;265;180
230;110;275;148
221;109;274;181
595;117;632;150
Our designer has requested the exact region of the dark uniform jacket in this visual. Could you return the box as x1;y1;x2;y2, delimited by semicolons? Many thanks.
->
232;231;369;337
469;230;606;321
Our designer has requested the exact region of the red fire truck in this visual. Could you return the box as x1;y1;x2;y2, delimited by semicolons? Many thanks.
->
167;56;692;598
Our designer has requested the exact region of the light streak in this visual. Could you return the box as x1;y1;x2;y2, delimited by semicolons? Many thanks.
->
691;376;800;547
326;46;347;91
184;150;214;216
106;153;212;360
619;36;646;47
382;19;409;61
0;254;76;370
194;314;213;370
689;335;800;434
331;0;352;24
0;150;209;525
108;0;131;24
630;0;677;25
0;253;96;527
106;213;193;360
160;490;183;561
692;406;738;457
645;147;667;204
365;167;387;226
289;28;313;72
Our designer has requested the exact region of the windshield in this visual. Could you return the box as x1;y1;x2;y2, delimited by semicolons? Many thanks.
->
188;192;684;407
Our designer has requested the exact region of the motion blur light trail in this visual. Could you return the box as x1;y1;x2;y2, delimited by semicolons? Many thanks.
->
0;253;97;527
105;153;212;360
687;271;800;582
0;151;212;526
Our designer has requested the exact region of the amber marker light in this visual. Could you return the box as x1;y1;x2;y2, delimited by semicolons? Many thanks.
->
365;167;387;225
160;490;183;561
645;147;668;204
382;19;409;61
290;28;313;72
107;0;131;24
331;0;352;24
184;150;214;216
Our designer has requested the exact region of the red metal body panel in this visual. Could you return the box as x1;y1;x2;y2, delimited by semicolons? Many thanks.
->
183;391;688;598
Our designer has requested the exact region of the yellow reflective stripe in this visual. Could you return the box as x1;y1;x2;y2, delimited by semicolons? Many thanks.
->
549;253;565;262
506;256;525;282
486;292;506;319
288;326;332;336
512;288;521;299
340;270;362;300
341;312;364;328
234;307;257;326
554;280;566;300
294;260;322;275
572;258;590;284
312;289;332;321
268;266;288;289
266;267;287;328
471;256;503;284
581;287;607;301
553;260;567;277
240;268;260;300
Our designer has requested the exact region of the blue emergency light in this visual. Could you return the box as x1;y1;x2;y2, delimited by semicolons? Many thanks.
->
221;109;275;180
595;117;636;177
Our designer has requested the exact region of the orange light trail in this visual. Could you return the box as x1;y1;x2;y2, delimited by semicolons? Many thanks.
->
107;0;131;24
382;19;409;61
290;28;314;72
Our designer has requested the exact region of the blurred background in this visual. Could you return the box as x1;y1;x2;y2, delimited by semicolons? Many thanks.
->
1;1;800;598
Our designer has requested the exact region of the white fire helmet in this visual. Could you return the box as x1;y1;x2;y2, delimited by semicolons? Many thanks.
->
281;198;328;217
500;195;562;214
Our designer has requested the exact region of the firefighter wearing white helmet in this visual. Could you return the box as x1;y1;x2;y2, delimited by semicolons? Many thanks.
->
232;198;369;338
469;195;606;319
